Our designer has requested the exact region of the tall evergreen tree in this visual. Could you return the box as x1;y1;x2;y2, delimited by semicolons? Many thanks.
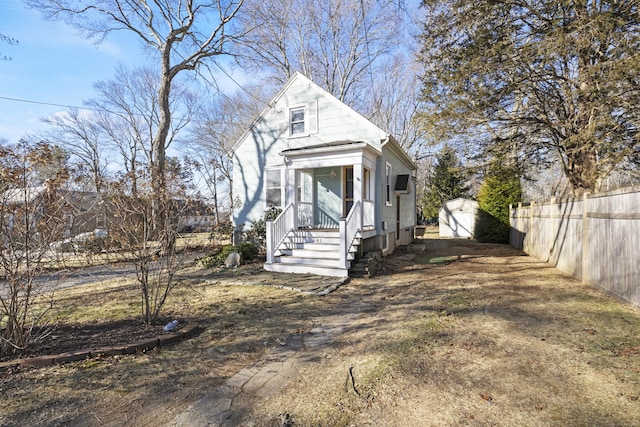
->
421;146;468;219
417;0;640;194
476;162;522;243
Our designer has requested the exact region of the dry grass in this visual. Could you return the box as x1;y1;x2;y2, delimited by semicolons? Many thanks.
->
1;236;639;426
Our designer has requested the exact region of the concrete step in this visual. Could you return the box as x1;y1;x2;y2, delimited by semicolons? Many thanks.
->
264;262;349;278
280;250;355;261
284;249;340;259
280;242;338;251
277;256;341;268
287;235;340;245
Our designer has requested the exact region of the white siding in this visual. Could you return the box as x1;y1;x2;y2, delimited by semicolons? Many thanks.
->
232;73;415;245
378;144;416;247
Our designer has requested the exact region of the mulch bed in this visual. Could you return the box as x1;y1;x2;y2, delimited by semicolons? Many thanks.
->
1;318;185;364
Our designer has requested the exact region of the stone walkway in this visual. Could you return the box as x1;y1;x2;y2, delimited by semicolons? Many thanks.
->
172;307;362;426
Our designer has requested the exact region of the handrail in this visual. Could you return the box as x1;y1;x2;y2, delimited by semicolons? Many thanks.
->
339;200;361;268
266;203;294;264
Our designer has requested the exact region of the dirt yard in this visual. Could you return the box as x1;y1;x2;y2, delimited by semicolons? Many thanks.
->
1;235;639;426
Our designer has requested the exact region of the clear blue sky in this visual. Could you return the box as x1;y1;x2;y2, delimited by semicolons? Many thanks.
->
0;2;148;143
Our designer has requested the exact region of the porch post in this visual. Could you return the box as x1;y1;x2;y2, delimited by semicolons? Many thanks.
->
339;217;347;268
266;219;274;264
286;168;298;229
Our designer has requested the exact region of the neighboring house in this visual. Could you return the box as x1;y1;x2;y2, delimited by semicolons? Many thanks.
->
60;191;108;239
176;199;217;232
1;187;108;247
439;198;478;238
232;72;417;277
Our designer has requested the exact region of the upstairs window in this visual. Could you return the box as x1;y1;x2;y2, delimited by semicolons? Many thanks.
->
281;101;317;137
290;107;305;135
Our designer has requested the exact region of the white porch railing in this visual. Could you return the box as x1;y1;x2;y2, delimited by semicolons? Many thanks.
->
339;200;361;269
298;202;313;227
317;207;339;228
266;203;294;264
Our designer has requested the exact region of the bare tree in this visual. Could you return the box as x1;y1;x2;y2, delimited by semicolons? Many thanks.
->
105;158;193;325
88;65;197;196
26;0;246;223
366;53;429;158
0;141;69;357
186;85;268;222
0;33;18;61
41;109;108;193
237;0;401;109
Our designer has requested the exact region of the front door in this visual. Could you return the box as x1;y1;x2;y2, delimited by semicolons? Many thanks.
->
343;166;354;216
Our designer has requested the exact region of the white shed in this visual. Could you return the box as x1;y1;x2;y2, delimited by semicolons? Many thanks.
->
439;198;478;238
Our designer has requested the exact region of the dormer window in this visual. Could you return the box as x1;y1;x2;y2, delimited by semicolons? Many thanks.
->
290;107;305;135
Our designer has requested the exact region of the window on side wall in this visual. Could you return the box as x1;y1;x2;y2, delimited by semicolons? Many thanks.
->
385;162;392;205
265;169;283;209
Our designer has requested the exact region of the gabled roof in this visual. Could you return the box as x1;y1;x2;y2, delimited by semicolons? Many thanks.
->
2;186;48;204
232;72;416;171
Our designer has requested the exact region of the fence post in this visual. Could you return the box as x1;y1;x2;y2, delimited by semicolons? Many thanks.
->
529;200;535;254
266;220;274;264
582;192;590;284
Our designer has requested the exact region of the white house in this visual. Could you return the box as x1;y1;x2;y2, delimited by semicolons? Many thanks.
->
439;198;478;238
232;73;417;277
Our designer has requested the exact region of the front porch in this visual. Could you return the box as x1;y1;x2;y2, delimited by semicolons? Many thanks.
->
265;201;376;277
265;142;379;277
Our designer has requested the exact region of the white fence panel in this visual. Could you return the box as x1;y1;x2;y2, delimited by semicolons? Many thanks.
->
510;186;640;307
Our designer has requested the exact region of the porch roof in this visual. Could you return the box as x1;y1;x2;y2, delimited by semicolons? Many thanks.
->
280;140;380;157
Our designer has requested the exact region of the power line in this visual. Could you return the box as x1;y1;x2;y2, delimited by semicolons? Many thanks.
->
0;95;104;113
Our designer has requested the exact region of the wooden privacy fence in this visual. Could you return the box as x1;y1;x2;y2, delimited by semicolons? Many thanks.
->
510;186;640;307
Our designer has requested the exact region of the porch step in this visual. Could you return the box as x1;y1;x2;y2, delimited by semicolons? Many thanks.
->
268;228;359;277
286;235;340;245
278;255;351;268
264;262;349;278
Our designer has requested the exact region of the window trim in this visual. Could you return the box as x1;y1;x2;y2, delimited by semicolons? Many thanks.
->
385;162;392;206
363;167;370;201
265;168;284;209
284;100;317;138
287;105;308;137
288;104;307;137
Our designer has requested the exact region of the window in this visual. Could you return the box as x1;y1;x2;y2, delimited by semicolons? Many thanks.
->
96;213;106;229
290;107;305;135
363;168;370;200
281;101;317;137
266;169;282;208
385;162;392;205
